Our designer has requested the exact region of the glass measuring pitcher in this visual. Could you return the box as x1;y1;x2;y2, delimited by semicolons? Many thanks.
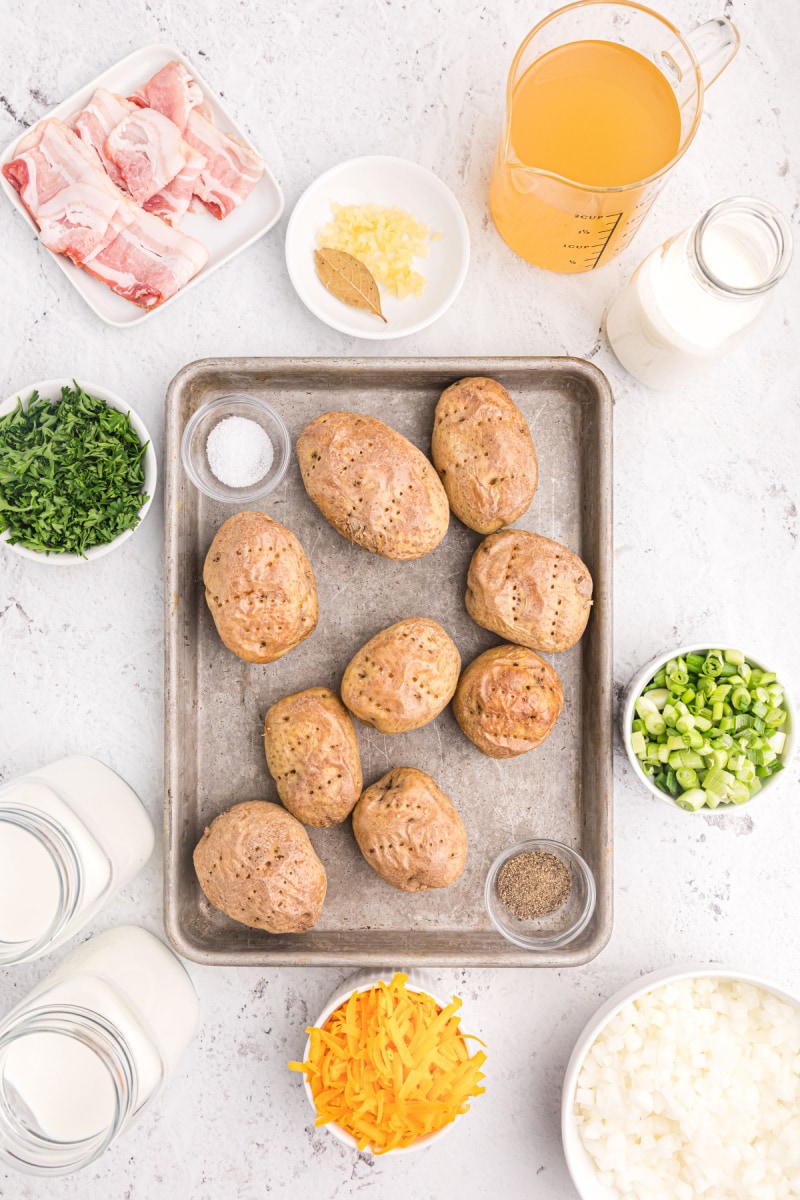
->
489;1;740;273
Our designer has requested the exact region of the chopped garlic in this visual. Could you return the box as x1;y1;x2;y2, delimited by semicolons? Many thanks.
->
317;202;435;298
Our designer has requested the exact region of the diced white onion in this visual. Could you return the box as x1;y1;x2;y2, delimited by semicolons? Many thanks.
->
575;978;800;1199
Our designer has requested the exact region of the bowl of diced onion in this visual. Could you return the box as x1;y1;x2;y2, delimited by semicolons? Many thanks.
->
622;645;794;814
562;966;800;1200
289;970;486;1157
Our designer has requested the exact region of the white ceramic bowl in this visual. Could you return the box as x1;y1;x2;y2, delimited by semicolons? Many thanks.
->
285;155;470;340
0;379;157;565
622;643;795;813
298;969;470;1156
562;965;800;1200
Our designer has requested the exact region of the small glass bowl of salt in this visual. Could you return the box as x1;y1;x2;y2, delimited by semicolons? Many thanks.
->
181;394;291;503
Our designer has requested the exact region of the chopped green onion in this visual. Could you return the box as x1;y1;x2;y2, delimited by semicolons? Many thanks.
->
644;712;666;736
631;649;789;811
769;732;787;755
701;651;724;677
675;788;707;812
631;730;647;758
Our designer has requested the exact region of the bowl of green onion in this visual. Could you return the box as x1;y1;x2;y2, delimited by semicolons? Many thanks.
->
0;379;156;564
623;645;794;813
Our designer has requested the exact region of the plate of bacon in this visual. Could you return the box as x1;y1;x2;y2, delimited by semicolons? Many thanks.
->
0;44;284;326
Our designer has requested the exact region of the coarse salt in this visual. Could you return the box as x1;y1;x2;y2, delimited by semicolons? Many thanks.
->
206;416;274;489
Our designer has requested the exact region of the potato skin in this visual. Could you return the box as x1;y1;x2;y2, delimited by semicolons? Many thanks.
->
264;687;362;827
340;617;461;734
431;377;538;534
352;767;467;893
203;512;318;664
452;644;564;758
297;411;449;560
466;530;592;653
193;800;326;933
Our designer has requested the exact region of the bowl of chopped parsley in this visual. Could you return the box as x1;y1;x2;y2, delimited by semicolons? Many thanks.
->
0;380;156;563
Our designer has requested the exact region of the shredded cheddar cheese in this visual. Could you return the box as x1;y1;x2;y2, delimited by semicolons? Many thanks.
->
317;203;436;299
288;972;487;1153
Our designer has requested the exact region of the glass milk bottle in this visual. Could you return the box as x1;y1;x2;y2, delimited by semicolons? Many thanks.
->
0;926;199;1175
0;756;154;963
605;197;792;389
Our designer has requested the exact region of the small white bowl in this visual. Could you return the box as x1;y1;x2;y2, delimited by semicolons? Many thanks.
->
285;155;470;340
622;643;795;814
562;965;800;1200
0;379;157;565
298;969;470;1156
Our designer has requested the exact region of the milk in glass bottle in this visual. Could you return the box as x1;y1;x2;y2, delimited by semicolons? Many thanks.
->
605;197;792;389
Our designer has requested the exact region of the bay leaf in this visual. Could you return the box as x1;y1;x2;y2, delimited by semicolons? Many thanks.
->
314;247;387;322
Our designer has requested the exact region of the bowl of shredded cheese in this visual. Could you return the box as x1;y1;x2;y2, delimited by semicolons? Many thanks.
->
285;156;470;340
562;965;800;1200
289;970;487;1156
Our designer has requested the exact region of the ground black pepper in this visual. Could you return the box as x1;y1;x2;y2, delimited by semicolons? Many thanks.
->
497;850;571;919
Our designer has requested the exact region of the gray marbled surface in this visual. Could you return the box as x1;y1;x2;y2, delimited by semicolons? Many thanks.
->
0;0;798;1197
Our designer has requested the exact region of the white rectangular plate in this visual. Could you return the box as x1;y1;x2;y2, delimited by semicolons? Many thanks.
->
0;43;284;327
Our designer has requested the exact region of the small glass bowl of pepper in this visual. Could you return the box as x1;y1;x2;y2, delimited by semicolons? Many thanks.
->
484;839;596;951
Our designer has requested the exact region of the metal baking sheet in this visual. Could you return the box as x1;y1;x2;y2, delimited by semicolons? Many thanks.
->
164;357;613;966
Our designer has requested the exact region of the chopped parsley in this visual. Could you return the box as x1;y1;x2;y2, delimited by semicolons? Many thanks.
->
0;382;149;556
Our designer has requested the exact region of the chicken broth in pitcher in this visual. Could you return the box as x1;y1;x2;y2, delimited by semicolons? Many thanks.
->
490;39;683;271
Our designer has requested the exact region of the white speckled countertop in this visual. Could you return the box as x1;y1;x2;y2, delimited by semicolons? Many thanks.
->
0;0;798;1196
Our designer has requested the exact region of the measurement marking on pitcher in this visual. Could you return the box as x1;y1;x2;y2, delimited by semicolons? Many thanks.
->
584;213;623;269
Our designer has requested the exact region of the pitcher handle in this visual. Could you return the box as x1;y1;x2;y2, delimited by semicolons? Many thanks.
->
685;17;741;88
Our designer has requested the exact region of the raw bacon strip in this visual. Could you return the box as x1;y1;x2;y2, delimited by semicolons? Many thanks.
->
82;206;208;308
4;118;208;309
69;88;136;188
4;119;109;213
130;60;207;130
183;110;265;220
143;143;206;226
36;180;133;263
132;59;266;219
3;121;133;262
104;108;191;207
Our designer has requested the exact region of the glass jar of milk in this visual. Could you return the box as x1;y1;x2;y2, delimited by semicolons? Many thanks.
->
605;197;792;390
0;756;154;963
0;925;199;1175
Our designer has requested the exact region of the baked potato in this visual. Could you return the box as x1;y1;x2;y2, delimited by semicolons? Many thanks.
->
431;376;538;534
296;411;449;560
352;767;467;893
452;643;564;758
264;687;362;827
465;530;592;653
193;800;326;933
203;511;318;664
340;617;461;733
